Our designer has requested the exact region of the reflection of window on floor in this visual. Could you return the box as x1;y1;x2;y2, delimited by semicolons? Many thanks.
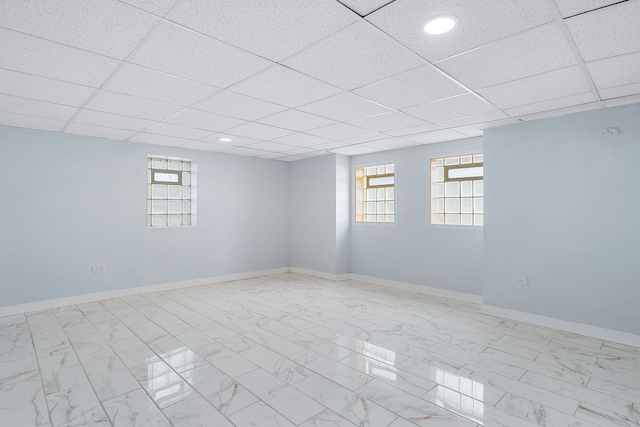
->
363;342;398;381
433;369;485;424
144;347;196;407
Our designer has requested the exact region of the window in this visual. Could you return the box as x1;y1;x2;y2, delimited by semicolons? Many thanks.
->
431;154;483;226
147;156;195;227
355;164;395;223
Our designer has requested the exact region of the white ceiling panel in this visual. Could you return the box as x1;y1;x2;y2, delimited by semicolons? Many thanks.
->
105;64;219;106
0;28;120;88
271;133;333;148
353;65;467;109
337;0;394;16
226;122;293;141
118;0;180;17
565;1;640;61
404;129;469;144
349;112;426;133
603;93;640;107
65;122;137;140
245;141;298;153
181;141;235;153
330;144;381;155
504;92;598;117
437;24;576;90
283;21;423;90
517;101;603;122
308;140;352;151
383;123;441;137
455;118;522;137
229;65;342;108
436;111;510;129
144;122;211;140
73;109;154;131
586;51;640;90
223;147;274;158
307;123;378;140
0;0;158;59
599;83;640;100
166;0;358;62
366;0;553;62
554;0;623;18
0;112;66;132
341;133;388;145
278;147;316;155
361;138;420;150
0;94;77;121
478;66;592;110
199;134;260;147
403;94;498;123
129;22;271;88
257;110;335;132
299;92;392;122
129;133;194;147
84;91;182;122
165;109;245;133
192;91;287;121
0;69;95;107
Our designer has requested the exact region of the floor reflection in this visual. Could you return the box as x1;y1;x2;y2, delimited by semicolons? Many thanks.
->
144;347;196;407
433;370;484;425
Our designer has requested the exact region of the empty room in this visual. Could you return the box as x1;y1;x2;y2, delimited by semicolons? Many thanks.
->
1;0;640;426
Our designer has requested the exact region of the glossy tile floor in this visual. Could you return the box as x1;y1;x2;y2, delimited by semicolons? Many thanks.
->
1;273;639;427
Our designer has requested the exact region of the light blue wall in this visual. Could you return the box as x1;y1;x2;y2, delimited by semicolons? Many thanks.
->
350;138;484;295
484;104;640;334
0;126;289;306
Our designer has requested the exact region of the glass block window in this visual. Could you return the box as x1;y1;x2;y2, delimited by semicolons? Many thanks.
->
431;154;483;226
147;156;195;227
355;164;395;223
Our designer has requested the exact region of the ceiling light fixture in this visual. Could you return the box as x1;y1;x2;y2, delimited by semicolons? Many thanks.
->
219;137;232;142
423;15;459;35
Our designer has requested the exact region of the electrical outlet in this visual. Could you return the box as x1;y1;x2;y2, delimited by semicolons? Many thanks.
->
513;276;528;286
92;265;106;274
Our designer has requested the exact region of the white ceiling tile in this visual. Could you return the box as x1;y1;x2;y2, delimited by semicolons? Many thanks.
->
271;133;333;148
84;91;182;121
353;65;467;109
105;64;219;106
225;122;293;140
257;110;335;132
341;133;388;145
0;94;78;121
349;111;426;132
0;68;95;107
437;24;576;90
229;65;342;108
586;52;640;90
166;0;358;61
361;138;420;150
128;133;194;147
119;0;180;17
308;140;352;150
504;92;598;117
192;91;287;121
273;154;309;162
298;92;392;122
256;151;290;160
478;66;592;110
517;101;603;122
336;0;394;16
454;118;522;137
245;141;297;153
65;122;137;140
565;1;640;61
73;109;154;131
180;140;234;153
330;144;381;155
224;147;273;158
129;22;271;88
457;128;484;137
0;0;158;59
403;94;498;123
404;129;470;144
603;93;640;107
366;0;553;62
383;123;441;137
0;28;120;88
436;111;510;128
306;123;378;140
597;83;640;100
0;112;66;132
554;0;623;18
144;122;212;140
279;147;316;155
199;134;260;147
165;109;244;133
283;21;423;90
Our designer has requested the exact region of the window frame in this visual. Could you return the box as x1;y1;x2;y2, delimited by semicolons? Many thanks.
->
147;155;197;228
354;162;397;225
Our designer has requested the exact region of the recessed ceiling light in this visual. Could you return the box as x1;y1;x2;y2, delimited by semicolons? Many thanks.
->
423;15;459;35
219;137;232;142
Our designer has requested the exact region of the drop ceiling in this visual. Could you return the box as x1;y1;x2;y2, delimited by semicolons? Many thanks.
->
1;0;639;161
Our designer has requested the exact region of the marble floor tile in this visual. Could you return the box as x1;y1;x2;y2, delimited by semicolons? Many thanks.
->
2;273;640;427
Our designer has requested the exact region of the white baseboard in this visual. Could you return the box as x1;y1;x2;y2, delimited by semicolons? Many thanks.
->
0;268;288;317
287;267;350;282
482;304;640;348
